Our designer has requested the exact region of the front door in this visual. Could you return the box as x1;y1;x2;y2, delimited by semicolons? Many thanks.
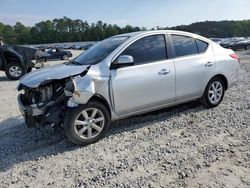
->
111;34;176;115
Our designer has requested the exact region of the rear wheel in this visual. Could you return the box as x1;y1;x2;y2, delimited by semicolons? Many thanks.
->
64;101;110;145
62;54;69;60
5;62;26;80
200;77;225;108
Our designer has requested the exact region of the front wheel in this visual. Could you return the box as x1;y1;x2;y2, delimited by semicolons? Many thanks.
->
64;101;110;145
200;77;225;108
5;62;26;80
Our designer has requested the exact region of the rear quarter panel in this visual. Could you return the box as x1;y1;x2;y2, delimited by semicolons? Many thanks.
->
212;44;240;88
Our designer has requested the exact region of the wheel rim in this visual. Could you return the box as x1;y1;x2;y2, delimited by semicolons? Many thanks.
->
9;66;22;77
63;55;68;60
73;108;105;140
208;81;223;104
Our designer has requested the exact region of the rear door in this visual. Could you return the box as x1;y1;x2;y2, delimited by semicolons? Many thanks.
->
170;34;216;100
111;34;176;115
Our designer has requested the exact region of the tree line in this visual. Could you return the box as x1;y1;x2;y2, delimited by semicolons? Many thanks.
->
0;17;250;45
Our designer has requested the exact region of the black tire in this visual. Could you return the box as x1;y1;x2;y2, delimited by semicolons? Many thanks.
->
5;62;26;80
245;45;250;50
200;77;225;108
64;101;110;145
62;54;69;60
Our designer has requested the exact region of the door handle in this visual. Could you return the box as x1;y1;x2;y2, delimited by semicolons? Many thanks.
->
158;69;170;75
205;62;214;67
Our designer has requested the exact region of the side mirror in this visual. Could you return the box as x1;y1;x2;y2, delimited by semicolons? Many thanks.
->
117;55;134;65
110;55;134;69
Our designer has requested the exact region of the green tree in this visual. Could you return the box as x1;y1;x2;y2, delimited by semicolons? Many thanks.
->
14;22;30;44
2;25;17;44
1;18;250;45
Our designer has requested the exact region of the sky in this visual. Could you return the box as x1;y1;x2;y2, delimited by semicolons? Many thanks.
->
0;0;250;28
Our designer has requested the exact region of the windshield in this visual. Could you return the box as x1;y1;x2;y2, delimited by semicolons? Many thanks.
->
74;36;128;65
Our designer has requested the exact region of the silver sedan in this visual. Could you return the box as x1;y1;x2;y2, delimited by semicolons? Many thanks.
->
17;30;240;144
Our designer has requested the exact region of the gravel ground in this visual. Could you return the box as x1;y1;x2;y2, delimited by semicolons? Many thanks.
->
0;50;249;188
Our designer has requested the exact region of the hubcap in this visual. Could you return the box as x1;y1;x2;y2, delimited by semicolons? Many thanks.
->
73;108;105;139
9;66;22;77
208;81;223;104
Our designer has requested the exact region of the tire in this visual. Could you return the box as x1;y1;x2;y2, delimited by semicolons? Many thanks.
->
5;62;26;80
64;101;110;145
200;77;225;108
245;45;250;50
62;54;69;60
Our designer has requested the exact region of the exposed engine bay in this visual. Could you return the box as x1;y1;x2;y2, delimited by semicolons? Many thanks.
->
17;64;92;128
18;80;69;127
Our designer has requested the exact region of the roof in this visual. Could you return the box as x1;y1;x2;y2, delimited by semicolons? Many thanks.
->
114;30;201;38
114;30;210;43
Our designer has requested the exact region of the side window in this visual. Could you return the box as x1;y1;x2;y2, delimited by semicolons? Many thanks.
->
171;35;198;57
196;39;208;53
120;35;167;65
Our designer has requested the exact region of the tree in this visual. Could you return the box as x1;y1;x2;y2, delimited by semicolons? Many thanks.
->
14;22;30;44
1;18;250;45
2;25;17;44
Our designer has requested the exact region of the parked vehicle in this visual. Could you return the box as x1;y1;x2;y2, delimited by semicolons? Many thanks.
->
72;44;85;50
220;37;250;50
72;43;95;50
41;48;73;61
210;38;224;45
62;44;73;49
82;43;95;51
0;38;45;80
17;30;240;145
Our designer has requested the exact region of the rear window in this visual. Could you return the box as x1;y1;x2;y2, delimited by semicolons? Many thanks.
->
171;35;198;57
196;39;208;53
171;35;209;57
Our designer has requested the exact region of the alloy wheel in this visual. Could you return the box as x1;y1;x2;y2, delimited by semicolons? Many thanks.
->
9;66;22;78
208;81;223;104
73;108;105;139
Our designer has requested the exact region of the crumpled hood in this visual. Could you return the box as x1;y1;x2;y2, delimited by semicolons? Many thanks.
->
19;63;89;88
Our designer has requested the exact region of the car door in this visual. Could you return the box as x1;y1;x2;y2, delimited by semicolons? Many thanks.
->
54;49;62;59
170;34;216;100
110;34;176;115
50;48;61;59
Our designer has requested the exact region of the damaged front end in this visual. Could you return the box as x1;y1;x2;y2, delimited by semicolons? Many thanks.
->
17;63;92;128
18;81;67;127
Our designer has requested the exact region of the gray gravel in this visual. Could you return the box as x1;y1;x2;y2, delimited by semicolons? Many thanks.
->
0;51;249;187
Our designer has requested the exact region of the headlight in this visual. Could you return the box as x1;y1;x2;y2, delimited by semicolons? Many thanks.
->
64;79;75;96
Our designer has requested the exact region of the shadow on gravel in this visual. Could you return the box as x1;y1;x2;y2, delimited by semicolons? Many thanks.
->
108;101;205;136
0;76;10;82
0;101;206;172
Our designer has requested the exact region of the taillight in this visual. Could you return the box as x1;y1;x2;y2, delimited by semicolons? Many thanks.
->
230;53;240;62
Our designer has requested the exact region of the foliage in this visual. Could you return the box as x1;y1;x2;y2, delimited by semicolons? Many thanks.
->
1;17;250;45
170;20;250;38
